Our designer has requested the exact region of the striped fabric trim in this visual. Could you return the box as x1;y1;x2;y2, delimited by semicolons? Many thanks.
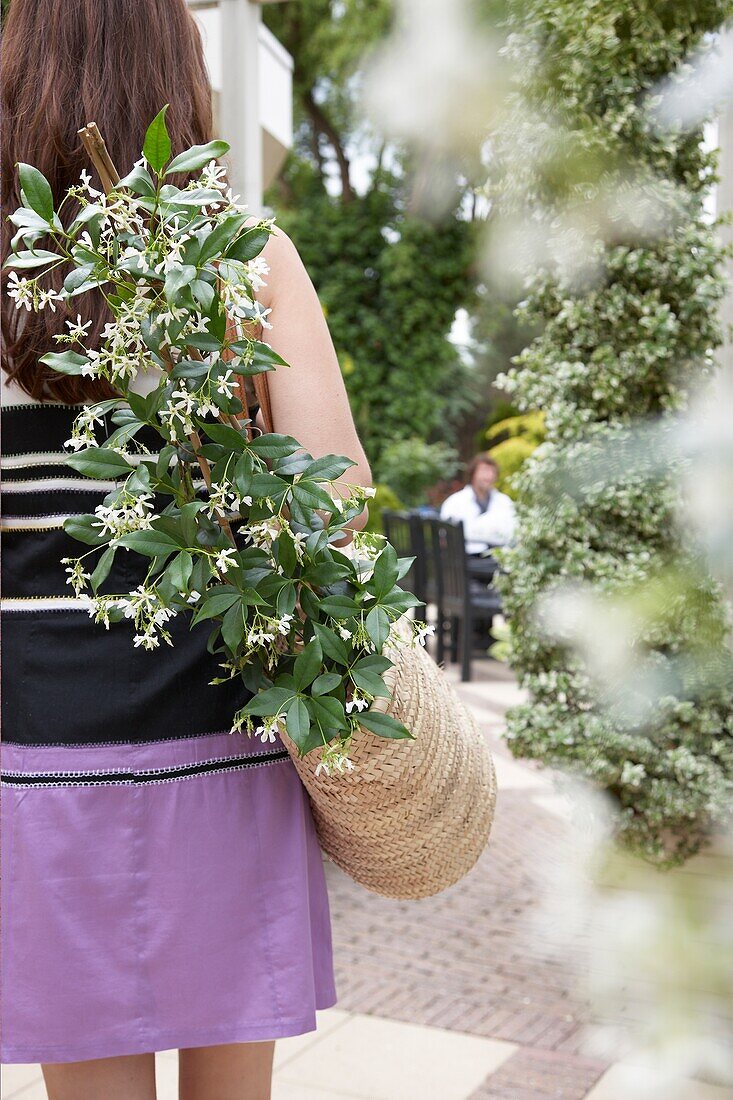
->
2;452;78;468
1;516;70;530
1;477;120;493
0;748;290;788
1;596;94;612
1;451;152;468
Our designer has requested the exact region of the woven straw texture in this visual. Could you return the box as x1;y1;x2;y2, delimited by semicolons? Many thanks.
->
279;627;497;899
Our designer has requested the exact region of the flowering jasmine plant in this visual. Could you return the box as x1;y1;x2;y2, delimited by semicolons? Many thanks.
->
5;108;428;774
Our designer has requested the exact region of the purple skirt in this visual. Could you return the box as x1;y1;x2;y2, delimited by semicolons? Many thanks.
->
0;730;337;1063
0;399;337;1063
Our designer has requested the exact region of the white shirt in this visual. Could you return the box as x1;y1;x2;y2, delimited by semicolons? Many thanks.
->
439;485;516;554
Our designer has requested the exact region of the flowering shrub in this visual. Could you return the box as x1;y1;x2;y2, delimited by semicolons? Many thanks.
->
5;107;429;775
494;1;733;862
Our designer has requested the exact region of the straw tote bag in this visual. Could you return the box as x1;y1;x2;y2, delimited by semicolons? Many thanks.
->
246;368;497;900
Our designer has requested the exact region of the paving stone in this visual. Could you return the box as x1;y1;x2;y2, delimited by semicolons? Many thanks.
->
326;659;605;1096
469;1047;608;1099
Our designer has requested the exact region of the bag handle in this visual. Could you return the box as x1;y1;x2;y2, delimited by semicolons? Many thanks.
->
252;356;274;435
222;310;274;437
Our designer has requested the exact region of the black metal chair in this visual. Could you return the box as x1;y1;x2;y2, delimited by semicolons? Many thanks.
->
382;510;422;605
430;517;503;681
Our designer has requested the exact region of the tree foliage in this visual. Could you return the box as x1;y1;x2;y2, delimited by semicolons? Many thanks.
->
264;1;478;476
496;0;733;862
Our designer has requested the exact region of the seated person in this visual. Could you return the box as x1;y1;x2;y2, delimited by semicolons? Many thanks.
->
439;454;516;573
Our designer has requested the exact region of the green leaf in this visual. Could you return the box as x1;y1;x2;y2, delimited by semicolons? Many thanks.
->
371;544;400;599
166;140;230;175
365;605;391;649
299;587;321;622
198;213;249;266
221;602;245;652
234;452;254;496
307;695;348;734
191;585;242;624
201;421;249;451
354;653;393;675
304;561;353;587
65;447;131;479
285;697;311;750
312;622;350;664
18;163;54;223
273;451;313;477
225;226;270;263
319;595;359;618
243;686;296;717
302;454;356;482
167;550;193;591
358;711;414;740
185;332;222;353
63;514;110;547
351;669;390;698
248;434;301;460
63;265;95;294
8;207;53;232
164;264;197;302
39;350;90;376
90;545;116;593
293;637;323;691
117;529;179;558
311;672;343;696
158;186;223;208
116;163;156;196
4;249;61;270
250;472;290;498
143;105;172;174
191;279;216;312
170;359;208;384
292;481;337;512
383;588;423;613
252;341;289;369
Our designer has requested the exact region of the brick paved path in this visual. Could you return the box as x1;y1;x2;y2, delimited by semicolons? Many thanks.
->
324;659;609;1099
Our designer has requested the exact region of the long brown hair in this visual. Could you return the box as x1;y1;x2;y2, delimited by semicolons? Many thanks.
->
1;0;213;403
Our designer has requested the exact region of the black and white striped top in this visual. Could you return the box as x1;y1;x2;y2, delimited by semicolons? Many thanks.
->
1;374;254;748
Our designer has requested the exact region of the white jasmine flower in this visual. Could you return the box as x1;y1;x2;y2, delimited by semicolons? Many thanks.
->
92;492;155;541
413;623;436;647
64;404;107;451
315;748;356;777
291;530;309;563
245;255;270;292
254;717;281;744
79;168;103;198
55;314;93;345
215;369;238;399
199;160;229;191
61;557;91;596
215;547;238;574
245;517;283;548
346;695;370;714
36;287;63;312
6;271;34;311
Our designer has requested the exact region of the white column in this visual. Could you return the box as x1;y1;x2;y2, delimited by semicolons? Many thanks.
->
219;0;264;215
717;101;733;371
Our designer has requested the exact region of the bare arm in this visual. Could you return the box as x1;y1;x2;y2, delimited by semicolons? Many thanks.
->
253;226;372;537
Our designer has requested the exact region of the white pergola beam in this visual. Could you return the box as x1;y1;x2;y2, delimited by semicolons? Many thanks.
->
190;0;291;213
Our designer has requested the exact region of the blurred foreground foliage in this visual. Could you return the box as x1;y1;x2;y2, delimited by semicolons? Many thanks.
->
495;0;733;863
